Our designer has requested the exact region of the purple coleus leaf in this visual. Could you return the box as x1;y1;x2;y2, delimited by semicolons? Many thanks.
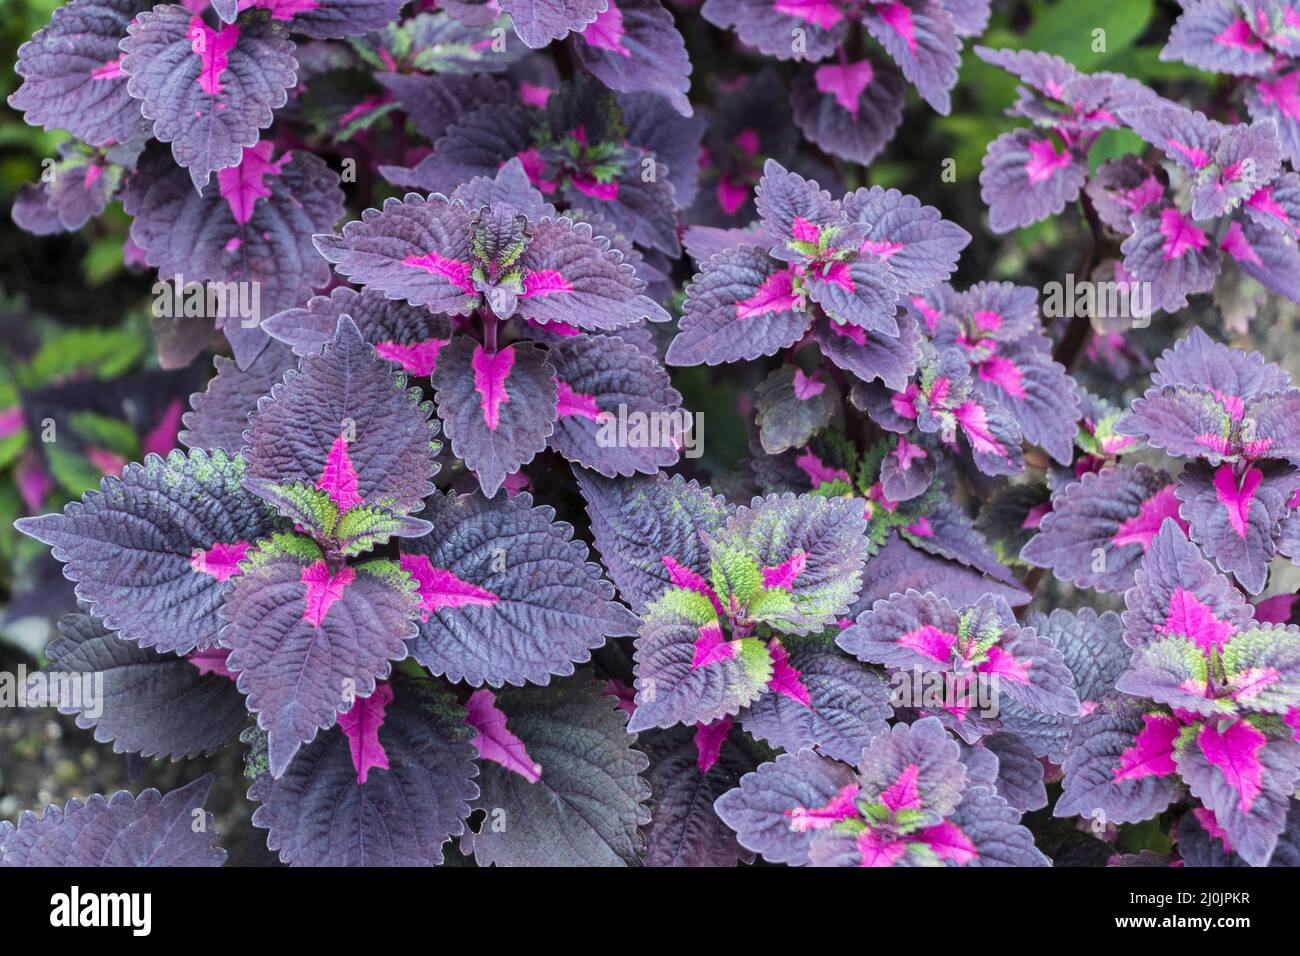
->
220;532;419;776
790;59;906;166
700;0;849;63
120;5;298;189
980;129;1086;234
0;775;225;867
1117;327;1300;468
544;332;683;476
499;0;608;47
251;678;479;866
1055;701;1182;826
641;725;757;867
124;140;345;368
1121;520;1255;652
839;591;1079;735
1021;464;1187;593
239;0;407;39
977;732;1048;813
739;634;894;763
1178;460;1300;594
1162;0;1283;77
1175;718;1300;867
862;0;965;115
666;244;813;366
8;0;152;147
462;678;652;866
401;489;636;686
242;316;441;547
1120;204;1220;314
431;338;556;499
573;0;693;118
999;608;1129;763
754;365;840;455
34;612;247;761
15;447;280;656
841;185;970;297
627;589;775;732
814;312;924;392
713;748;860;866
13;150;124;236
263;286;452;377
180;344;296;454
576;470;730;612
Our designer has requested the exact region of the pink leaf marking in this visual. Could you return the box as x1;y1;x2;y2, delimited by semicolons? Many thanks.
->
515;146;558;192
691;622;737;669
190;541;251;581
767;638;812;706
555;380;603;421
976;644;1031;684
605;678;636;717
466;688;542;783
471;344;515;431
217;141;289;224
762;549;807;590
899;624;958;664
91;56;125;80
1220;220;1263;267
1165;139;1211;170
1257;71;1300;121
521;269;573;298
401;249;474;292
582;0;630;56
1213;463;1262;541
374;338;448;376
1160;587;1236;654
337;682;393;785
187;17;239;98
0;406;22;440
693;716;733;773
1024;137;1073;185
977;354;1026;401
1111;485;1188;550
1190;806;1232;852
880;763;922;813
905;516;933;537
519;82;552;108
814;60;874;116
736;268;799;319
141;398;184;459
399;552;499;622
185;647;236;679
773;0;845;29
785;782;861;832
1215;17;1265;53
1022;501;1051;530
954;401;1008;457
856;828;908;866
300;560;355;626
1253;593;1298;624
317;432;363;511
1198;719;1267;813
792;368;826;400
85;447;127;476
794;448;850;488
716;175;752;216
918;820;978;864
570;175;619;200
1229;666;1279;703
876;1;917;51
791;216;821;244
661;555;724;615
1114;712;1180;781
1159;207;1209;260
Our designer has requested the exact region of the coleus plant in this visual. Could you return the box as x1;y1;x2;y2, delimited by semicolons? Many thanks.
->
1053;521;1300;867
9;0;1300;873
